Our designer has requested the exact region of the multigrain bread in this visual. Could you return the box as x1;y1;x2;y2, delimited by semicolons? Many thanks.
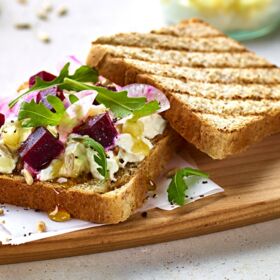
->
0;128;179;224
87;18;280;159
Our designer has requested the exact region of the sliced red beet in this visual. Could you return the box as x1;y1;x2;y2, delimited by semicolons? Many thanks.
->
29;71;57;88
19;127;64;171
73;113;117;148
0;113;5;128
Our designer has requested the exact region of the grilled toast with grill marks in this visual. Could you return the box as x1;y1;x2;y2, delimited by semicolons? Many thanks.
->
87;18;280;159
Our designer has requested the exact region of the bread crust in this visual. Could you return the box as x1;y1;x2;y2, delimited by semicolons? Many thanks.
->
0;128;180;224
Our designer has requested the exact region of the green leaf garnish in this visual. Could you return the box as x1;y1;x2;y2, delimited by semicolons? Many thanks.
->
95;88;147;118
69;66;98;82
69;94;79;104
167;168;209;206
63;78;150;118
9;63;98;108
10;63;162;122
130;100;160;121
75;136;108;179
18;96;66;127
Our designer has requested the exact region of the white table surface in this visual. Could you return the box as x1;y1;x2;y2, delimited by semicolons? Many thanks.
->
0;0;280;279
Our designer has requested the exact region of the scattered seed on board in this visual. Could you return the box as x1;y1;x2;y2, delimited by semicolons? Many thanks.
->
0;208;4;216
37;221;47;233
37;31;51;43
42;2;53;13
16;0;28;5
57;6;68;17
37;10;48;21
14;23;32;30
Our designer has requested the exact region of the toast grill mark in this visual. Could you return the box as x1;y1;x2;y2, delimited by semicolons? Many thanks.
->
94;33;246;53
94;45;274;69
141;75;280;101
121;59;280;85
174;94;280;117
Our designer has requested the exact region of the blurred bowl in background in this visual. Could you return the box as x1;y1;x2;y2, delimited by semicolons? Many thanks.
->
160;0;280;40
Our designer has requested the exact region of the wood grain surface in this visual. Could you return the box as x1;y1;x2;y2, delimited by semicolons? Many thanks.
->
1;133;280;265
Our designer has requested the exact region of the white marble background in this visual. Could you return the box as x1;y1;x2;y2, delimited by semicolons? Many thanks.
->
0;0;280;279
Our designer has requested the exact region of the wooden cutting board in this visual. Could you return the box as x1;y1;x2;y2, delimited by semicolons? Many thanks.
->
1;133;280;265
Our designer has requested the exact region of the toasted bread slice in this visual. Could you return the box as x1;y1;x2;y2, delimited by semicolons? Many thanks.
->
0;128;180;224
87;18;280;159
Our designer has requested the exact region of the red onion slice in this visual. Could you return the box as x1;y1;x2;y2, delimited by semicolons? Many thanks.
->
121;84;170;113
0;97;21;119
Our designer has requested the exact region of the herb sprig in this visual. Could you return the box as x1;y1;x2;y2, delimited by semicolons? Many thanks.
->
9;63;98;108
63;78;157;119
18;96;66;127
10;63;160;124
75;136;108;179
167;168;209;206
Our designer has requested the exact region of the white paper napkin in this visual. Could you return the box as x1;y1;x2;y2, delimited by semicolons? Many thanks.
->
0;153;223;245
140;154;223;211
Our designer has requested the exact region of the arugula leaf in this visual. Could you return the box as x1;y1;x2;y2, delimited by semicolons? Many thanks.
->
9;64;98;108
95;88;146;118
130;100;160;121
167;168;208;206
18;96;66;127
63;78;147;118
69;66;98;83
75;136;108;179
69;94;79;104
9;63;70;108
47;95;65;113
167;170;187;206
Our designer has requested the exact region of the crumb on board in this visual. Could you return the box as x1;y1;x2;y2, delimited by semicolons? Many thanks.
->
0;208;4;216
37;221;46;233
0;219;5;224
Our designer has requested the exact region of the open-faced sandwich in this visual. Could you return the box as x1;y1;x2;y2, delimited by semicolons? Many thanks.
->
0;62;181;224
2;18;280;225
